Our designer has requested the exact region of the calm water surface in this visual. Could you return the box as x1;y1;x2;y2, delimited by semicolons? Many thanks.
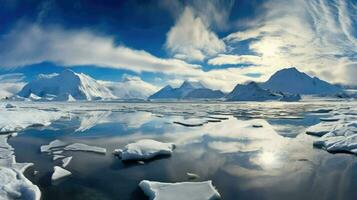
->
9;102;357;200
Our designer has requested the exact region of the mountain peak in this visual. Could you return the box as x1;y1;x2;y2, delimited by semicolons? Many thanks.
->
60;69;77;76
262;67;343;95
180;80;205;89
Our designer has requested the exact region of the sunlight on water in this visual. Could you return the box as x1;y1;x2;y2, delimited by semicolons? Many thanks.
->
257;151;280;169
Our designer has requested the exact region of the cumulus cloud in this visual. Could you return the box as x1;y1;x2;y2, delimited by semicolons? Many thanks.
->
0;73;26;99
165;7;226;61
218;0;357;85
0;24;201;75
99;75;158;99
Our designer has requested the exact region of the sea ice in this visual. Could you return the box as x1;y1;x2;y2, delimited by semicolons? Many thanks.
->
313;121;357;154
139;180;221;200
173;119;207;127
306;122;336;136
53;155;65;161
40;140;106;154
0;134;41;200
51;166;71;182
40;139;68;153
186;172;200;179
0;108;62;133
114;139;175;161
0;167;41;200
62;157;72;168
64;143;106;154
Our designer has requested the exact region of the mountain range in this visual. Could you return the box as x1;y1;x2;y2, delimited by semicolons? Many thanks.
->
148;80;225;100
10;67;346;102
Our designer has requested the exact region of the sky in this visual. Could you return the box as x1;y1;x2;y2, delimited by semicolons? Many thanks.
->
0;0;356;93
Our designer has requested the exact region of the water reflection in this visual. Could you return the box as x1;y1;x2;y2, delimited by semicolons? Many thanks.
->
8;102;357;200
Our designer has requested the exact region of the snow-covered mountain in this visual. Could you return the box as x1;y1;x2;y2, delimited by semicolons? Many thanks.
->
185;88;225;99
261;67;343;95
17;69;115;101
149;81;224;100
226;82;300;101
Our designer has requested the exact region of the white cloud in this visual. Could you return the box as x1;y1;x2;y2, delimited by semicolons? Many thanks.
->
0;73;26;99
208;54;262;66
0;24;201;75
99;75;158;99
220;0;357;85
165;7;226;61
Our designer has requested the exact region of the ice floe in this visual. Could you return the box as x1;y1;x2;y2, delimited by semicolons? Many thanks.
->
186;172;200;179
40;139;67;153
0;166;41;200
173;118;207;127
139;180;221;200
0;107;62;133
64;143;106;154
306;122;336;136
53;155;66;161
313;121;357;154
0;134;41;200
62;157;72;168
41;140;106;154
114;139;175;161
51;166;71;182
306;106;357;154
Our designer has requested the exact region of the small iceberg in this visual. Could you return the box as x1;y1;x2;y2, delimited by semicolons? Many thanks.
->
114;139;175;161
62;157;72;168
64;143;106;154
139;180;221;200
186;172;200;180
51;166;71;182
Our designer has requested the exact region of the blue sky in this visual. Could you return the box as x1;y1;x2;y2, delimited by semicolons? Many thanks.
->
0;0;356;91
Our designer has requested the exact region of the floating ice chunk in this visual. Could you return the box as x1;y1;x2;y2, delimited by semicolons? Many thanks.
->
41;140;106;155
64;143;106;154
310;108;333;113
115;139;175;161
207;115;229;120
139;180;221;200
53;155;65;161
62;157;72;168
0;167;41;200
173;119;207;127
306;122;336;136
52;150;63;155
186;172;200;179
51;166;71;182
320;117;340;122
40;139;67;153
